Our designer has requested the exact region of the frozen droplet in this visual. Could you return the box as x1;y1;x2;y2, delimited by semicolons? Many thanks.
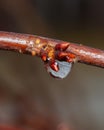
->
47;60;72;79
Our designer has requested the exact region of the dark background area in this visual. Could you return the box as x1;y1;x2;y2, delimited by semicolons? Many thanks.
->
0;0;104;130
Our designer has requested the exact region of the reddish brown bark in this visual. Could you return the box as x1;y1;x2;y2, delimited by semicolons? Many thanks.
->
0;31;104;68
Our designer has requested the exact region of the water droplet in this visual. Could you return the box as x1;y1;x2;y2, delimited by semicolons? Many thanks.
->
46;60;72;79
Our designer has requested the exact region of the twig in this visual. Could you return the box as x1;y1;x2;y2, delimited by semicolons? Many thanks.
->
0;31;104;79
0;31;104;67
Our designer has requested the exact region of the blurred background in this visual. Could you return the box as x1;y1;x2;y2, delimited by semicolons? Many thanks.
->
0;0;104;130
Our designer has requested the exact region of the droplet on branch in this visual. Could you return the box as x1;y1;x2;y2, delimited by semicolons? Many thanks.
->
46;60;72;79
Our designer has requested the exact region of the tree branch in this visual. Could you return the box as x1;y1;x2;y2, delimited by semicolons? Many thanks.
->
0;31;104;69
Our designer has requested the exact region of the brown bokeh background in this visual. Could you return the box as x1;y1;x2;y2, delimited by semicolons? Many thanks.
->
0;0;104;130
